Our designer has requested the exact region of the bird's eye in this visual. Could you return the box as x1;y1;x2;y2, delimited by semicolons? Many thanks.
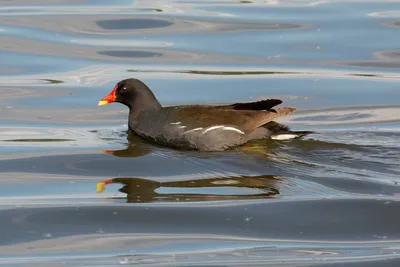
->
121;87;127;91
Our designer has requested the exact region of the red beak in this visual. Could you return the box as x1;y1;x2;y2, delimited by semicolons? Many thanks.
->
96;179;113;193
100;149;114;155
98;84;118;106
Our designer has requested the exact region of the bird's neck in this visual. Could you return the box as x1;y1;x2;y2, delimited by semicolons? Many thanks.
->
128;90;162;129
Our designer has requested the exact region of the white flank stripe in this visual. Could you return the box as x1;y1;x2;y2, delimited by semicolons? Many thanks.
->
183;127;203;134
222;127;245;135
178;125;187;129
271;134;298;140
170;122;181;125
202;126;224;134
202;125;245;135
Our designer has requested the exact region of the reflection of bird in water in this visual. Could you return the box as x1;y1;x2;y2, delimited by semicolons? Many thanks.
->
96;175;280;203
100;132;153;158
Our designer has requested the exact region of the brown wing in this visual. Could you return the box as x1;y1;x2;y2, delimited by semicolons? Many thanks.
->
168;106;296;134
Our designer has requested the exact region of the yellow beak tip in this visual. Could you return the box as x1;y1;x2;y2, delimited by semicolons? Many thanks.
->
96;182;106;193
98;100;109;106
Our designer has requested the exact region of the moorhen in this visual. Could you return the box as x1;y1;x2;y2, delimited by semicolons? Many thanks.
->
98;78;312;151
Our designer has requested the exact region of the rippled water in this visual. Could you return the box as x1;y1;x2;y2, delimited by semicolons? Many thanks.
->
1;0;400;266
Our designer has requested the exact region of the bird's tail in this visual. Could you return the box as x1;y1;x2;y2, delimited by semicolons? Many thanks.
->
262;121;314;140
